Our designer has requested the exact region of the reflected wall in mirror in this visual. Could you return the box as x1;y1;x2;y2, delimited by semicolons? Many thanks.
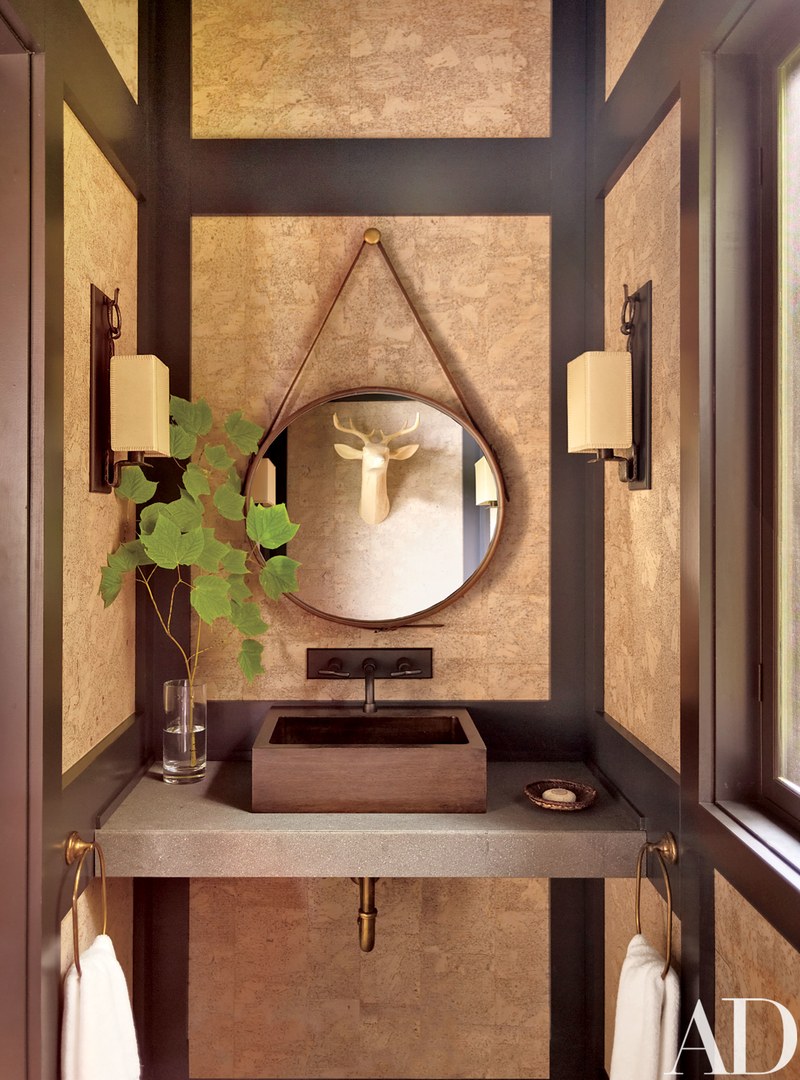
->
245;389;504;627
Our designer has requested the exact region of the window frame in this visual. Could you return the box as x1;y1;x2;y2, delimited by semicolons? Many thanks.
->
761;33;800;823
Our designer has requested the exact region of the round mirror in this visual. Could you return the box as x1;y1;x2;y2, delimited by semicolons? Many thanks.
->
244;388;505;628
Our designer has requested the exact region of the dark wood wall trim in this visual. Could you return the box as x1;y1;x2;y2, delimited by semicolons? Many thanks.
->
592;0;755;196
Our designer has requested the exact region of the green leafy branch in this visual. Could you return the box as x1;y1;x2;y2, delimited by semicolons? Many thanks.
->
99;396;300;687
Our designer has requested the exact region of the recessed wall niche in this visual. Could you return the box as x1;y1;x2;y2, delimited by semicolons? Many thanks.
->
192;0;551;138
191;215;550;703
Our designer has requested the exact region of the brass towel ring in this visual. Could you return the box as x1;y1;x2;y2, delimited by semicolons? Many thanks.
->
65;832;108;978
634;832;677;980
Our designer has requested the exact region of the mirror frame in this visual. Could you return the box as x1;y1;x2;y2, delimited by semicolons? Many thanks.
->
243;386;506;629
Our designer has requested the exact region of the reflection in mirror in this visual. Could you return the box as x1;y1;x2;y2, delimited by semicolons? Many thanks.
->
246;391;504;627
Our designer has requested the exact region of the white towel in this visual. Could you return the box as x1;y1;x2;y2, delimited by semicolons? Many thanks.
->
61;934;140;1080
609;933;680;1080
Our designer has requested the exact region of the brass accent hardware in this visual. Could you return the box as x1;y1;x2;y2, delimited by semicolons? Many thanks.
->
634;831;677;980
65;831;108;977
363;227;381;245
353;876;378;952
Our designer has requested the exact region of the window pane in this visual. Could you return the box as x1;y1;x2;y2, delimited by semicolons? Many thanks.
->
778;46;800;790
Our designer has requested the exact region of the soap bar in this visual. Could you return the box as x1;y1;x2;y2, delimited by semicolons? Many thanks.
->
542;786;577;803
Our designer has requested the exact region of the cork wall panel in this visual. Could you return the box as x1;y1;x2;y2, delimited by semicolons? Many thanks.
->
605;0;664;98
77;0;138;100
60;876;134;996
603;103;681;772
192;0;550;139
604;877;682;1072
63;104;138;772
189;877;550;1079
715;873;800;1078
191;215;550;703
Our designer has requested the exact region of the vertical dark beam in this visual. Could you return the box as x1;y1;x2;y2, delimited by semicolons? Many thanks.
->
134;879;191;1080
0;39;31;1080
550;0;589;721
679;53;718;1080
585;0;606;718
550;880;606;1080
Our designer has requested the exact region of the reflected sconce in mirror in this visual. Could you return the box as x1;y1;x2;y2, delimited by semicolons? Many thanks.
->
250;457;276;506
89;285;170;492
566;282;652;490
475;455;499;539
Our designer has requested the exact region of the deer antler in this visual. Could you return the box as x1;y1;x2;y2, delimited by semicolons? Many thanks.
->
332;413;375;444
380;412;420;445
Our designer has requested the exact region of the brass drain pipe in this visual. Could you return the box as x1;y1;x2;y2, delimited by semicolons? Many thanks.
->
354;877;378;952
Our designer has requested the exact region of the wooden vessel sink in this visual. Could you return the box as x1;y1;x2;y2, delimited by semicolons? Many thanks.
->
252;706;486;813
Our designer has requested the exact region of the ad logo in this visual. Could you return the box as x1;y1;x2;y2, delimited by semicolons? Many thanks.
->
668;999;798;1076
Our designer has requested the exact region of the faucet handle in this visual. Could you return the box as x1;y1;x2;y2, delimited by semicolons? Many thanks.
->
390;658;423;677
318;659;351;678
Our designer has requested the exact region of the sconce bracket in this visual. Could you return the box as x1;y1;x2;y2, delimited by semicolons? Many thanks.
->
89;284;114;493
626;281;652;491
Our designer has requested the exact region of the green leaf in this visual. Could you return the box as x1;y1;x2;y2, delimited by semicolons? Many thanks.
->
246;503;299;549
230;601;269;637
139;501;168;536
108;539;153;572
189;574;231;625
224;410;264;455
115;466;158;505
99;565;124;607
213;479;245;521
141;514;183;569
227;575;253;603
169;395;213;436
221;546;248;575
167;491;204;532
170;423;197;460
177;525;205;566
237;638;265;681
196;529;230;572
183;462;211;501
259;555;301;600
204;443;235;473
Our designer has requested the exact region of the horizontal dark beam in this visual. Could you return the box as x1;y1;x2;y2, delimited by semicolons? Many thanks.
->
592;0;754;195
189;138;552;216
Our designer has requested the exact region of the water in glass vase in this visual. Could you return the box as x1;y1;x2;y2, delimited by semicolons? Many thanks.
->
162;679;207;784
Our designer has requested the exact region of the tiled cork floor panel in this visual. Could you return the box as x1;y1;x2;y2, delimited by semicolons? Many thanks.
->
78;0;138;100
605;0;663;98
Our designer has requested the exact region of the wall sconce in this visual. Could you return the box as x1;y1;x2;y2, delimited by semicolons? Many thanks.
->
250;457;276;505
475;455;499;538
566;282;652;490
89;285;170;492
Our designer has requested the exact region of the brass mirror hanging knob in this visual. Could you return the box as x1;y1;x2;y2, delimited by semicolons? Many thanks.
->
364;228;381;245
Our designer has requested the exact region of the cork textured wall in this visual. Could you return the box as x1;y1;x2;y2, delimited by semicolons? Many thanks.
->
191;215;550;703
77;0;138;100
603;103;681;772
715;873;800;1078
189;877;549;1079
604;0;664;98
604;876;682;1071
60;876;134;995
62;104;138;772
192;0;551;139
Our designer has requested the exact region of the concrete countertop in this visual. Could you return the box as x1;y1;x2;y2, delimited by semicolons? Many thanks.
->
97;761;644;878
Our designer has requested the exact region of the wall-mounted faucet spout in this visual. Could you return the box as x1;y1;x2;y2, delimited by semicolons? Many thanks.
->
355;877;378;952
362;659;377;713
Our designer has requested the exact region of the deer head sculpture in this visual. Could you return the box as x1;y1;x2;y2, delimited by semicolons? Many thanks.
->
333;412;420;524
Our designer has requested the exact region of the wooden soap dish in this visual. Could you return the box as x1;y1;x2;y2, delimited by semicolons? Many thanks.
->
524;779;597;812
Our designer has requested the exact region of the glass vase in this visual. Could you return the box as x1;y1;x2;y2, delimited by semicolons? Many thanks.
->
162;679;207;784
